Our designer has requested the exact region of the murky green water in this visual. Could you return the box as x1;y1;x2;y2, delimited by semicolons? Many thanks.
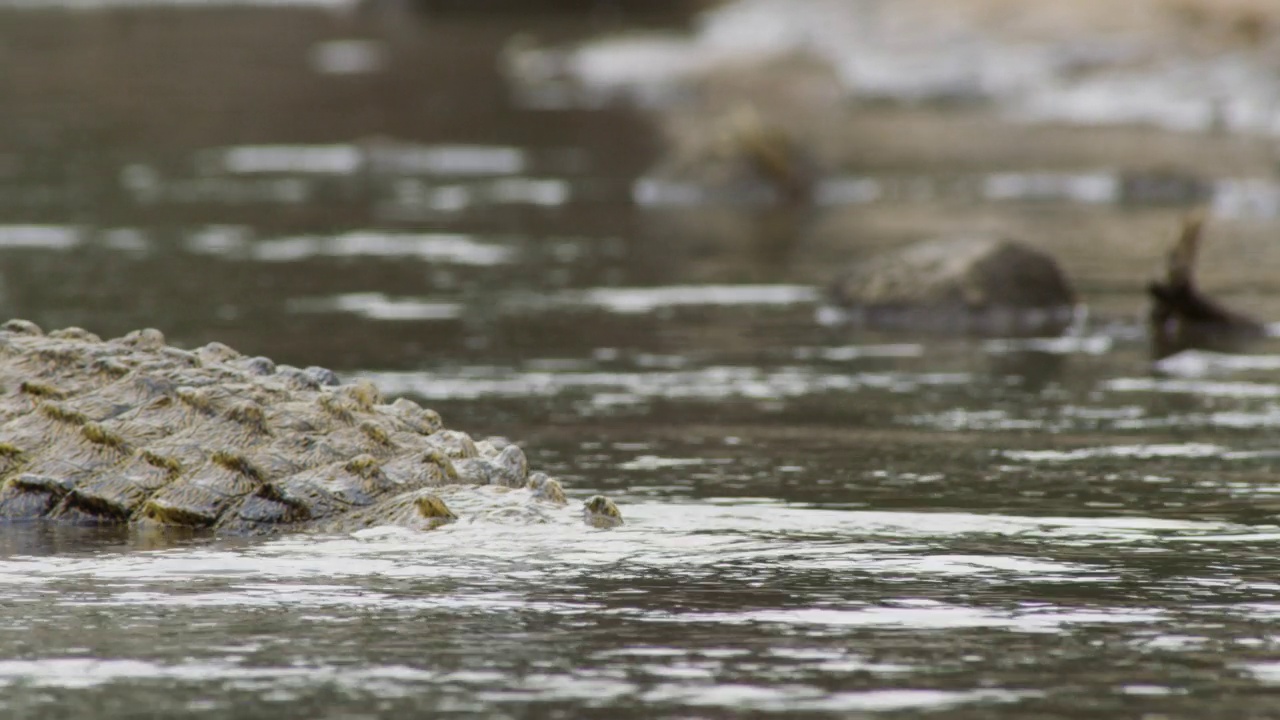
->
5;2;1280;718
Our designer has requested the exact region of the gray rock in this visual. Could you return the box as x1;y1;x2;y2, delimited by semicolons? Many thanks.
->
828;237;1077;336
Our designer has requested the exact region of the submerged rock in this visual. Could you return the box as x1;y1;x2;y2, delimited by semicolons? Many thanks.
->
827;236;1078;336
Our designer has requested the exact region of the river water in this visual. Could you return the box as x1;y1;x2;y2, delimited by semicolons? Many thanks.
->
5;2;1280;718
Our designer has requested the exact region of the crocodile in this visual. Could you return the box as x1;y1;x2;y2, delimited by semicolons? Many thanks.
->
0;319;622;533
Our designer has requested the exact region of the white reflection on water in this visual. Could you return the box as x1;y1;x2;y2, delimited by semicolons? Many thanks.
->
481;284;820;320
256;233;507;264
369;145;525;177
0;658;433;690
983;172;1118;204
287;293;463;321
1003;443;1229;463
568;284;818;314
0;225;81;249
639;685;1033;712
0;653;1029;707
309;39;387;76
911;408;1051;432
0;499;1265;715
1105;377;1280;399
359;366;970;403
220;144;362;175
792;343;923;361
984;334;1113;356
0;504;1243;589
681;604;1163;632
618;455;711;471
1155;351;1280;378
187;230;516;266
487;177;569;206
210;143;528;178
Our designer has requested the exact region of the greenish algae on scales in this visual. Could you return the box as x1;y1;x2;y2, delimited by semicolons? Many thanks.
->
0;320;621;534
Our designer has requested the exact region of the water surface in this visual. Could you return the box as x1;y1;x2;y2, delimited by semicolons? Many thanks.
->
4;3;1280;718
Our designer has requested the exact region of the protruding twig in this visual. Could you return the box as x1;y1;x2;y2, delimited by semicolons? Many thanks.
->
1148;210;1263;359
1164;206;1205;290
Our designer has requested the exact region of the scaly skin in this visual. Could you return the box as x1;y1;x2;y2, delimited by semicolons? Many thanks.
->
0;320;621;533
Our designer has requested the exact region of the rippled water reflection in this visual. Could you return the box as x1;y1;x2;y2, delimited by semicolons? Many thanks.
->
7;477;1280;717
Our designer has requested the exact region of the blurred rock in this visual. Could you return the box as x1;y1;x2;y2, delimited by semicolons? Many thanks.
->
828;237;1078;336
1119;170;1214;207
409;0;716;17
625;53;846;283
647;103;819;206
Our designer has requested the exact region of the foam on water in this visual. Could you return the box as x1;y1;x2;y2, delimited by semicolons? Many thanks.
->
0;491;1272;715
0;502;1247;590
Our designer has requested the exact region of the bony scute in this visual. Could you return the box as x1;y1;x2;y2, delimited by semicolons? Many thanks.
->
0;321;621;533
